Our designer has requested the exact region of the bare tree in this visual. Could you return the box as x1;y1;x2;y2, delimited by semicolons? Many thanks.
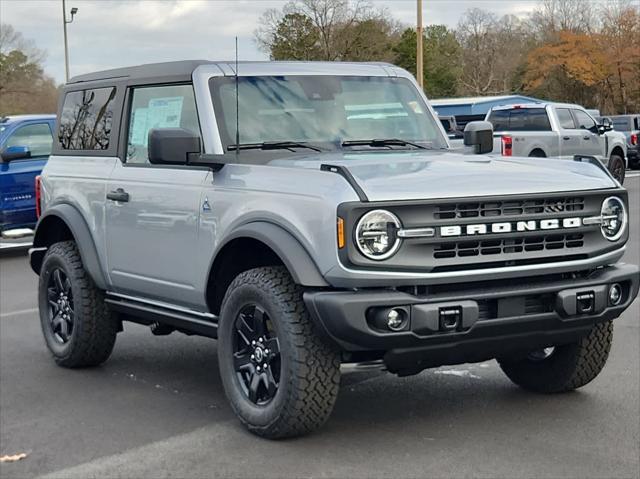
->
0;23;45;63
456;8;500;95
529;0;598;39
0;24;57;114
255;0;397;61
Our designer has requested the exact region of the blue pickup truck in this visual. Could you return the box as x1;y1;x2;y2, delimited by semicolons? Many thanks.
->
0;114;56;234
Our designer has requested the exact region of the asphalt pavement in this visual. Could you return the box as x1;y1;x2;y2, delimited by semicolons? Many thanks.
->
1;177;639;479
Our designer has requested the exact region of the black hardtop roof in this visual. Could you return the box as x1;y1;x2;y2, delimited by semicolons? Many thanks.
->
68;60;215;84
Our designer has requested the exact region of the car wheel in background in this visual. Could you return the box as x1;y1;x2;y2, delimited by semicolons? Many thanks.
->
528;149;546;158
608;154;625;183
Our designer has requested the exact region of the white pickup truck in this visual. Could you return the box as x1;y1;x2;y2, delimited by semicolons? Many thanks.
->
485;103;627;183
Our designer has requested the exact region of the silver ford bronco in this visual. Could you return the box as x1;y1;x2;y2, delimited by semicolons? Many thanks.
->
30;61;639;438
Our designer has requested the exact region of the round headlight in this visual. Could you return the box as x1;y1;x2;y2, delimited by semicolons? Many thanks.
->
355;209;401;260
600;196;627;241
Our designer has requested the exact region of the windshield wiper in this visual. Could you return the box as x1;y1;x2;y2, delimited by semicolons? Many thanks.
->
341;138;428;150
227;141;323;152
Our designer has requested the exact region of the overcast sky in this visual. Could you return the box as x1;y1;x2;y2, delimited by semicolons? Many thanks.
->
1;0;544;84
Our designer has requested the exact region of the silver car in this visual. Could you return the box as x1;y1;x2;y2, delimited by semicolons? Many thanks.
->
30;61;639;438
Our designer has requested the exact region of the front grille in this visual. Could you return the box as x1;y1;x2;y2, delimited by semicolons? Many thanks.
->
433;234;585;259
434;197;585;220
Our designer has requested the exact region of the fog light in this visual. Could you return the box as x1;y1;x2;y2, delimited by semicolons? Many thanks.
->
367;307;409;332
386;309;407;331
609;284;622;306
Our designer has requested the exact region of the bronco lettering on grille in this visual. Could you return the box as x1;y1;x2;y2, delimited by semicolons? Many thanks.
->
440;217;583;237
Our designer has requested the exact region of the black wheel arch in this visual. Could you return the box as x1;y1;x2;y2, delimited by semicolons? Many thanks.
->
206;222;328;315
30;204;108;290
528;148;547;158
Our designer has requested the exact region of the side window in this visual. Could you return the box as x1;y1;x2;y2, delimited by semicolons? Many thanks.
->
5;123;53;157
126;84;200;164
59;87;116;150
572;110;596;130
556;108;576;129
487;110;509;131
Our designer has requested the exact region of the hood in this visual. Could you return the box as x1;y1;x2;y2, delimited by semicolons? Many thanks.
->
269;151;617;202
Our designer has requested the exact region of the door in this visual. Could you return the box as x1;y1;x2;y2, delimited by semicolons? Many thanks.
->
105;83;209;308
555;108;582;158
0;122;53;229
571;109;604;158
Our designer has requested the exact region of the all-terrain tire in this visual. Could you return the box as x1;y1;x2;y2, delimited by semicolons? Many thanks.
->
38;241;118;367
498;321;613;393
217;266;341;439
608;154;625;184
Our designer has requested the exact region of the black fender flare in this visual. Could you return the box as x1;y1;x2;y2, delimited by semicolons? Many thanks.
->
30;204;108;290
213;222;328;287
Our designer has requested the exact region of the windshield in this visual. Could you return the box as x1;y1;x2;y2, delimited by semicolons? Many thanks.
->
209;75;446;151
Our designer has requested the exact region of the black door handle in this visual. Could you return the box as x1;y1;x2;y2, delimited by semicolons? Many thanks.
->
583;136;591;140
107;188;129;202
562;136;571;140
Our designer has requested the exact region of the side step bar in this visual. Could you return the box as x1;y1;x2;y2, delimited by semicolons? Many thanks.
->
105;294;218;339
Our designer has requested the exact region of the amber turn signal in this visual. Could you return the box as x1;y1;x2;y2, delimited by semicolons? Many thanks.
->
337;217;345;249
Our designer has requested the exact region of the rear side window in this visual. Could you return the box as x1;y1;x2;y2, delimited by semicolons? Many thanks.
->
5;123;53;157
611;118;630;130
487;110;509;131
58;87;116;150
487;108;551;132
556;109;576;129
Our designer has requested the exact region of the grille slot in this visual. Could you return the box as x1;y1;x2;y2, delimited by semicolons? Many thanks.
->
434;234;584;259
435;197;584;220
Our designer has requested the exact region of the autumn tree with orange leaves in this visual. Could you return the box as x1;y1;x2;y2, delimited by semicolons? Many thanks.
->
524;32;609;107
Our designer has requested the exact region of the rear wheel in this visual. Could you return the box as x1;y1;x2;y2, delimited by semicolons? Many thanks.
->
498;321;613;393
528;149;546;158
38;241;118;367
217;266;341;439
608;154;625;184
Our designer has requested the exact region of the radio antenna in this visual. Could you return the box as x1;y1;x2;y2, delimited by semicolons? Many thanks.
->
235;36;239;159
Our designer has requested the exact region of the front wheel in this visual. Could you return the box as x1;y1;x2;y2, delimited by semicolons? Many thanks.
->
217;266;341;439
608;154;625;184
498;321;613;393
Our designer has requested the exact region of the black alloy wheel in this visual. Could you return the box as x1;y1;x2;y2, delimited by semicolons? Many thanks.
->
46;268;75;344
232;304;281;405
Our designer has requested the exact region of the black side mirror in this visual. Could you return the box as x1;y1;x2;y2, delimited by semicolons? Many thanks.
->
599;117;613;134
0;145;31;162
464;121;494;154
148;128;201;165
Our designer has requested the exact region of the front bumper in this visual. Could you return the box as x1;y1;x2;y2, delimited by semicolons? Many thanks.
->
305;263;639;373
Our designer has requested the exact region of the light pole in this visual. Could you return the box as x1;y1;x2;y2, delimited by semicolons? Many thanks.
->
62;0;78;82
416;0;424;89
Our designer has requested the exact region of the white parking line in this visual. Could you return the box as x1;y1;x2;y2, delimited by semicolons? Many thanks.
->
626;172;640;178
0;308;38;318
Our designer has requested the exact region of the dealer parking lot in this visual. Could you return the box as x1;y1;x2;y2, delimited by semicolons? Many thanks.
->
1;176;638;479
